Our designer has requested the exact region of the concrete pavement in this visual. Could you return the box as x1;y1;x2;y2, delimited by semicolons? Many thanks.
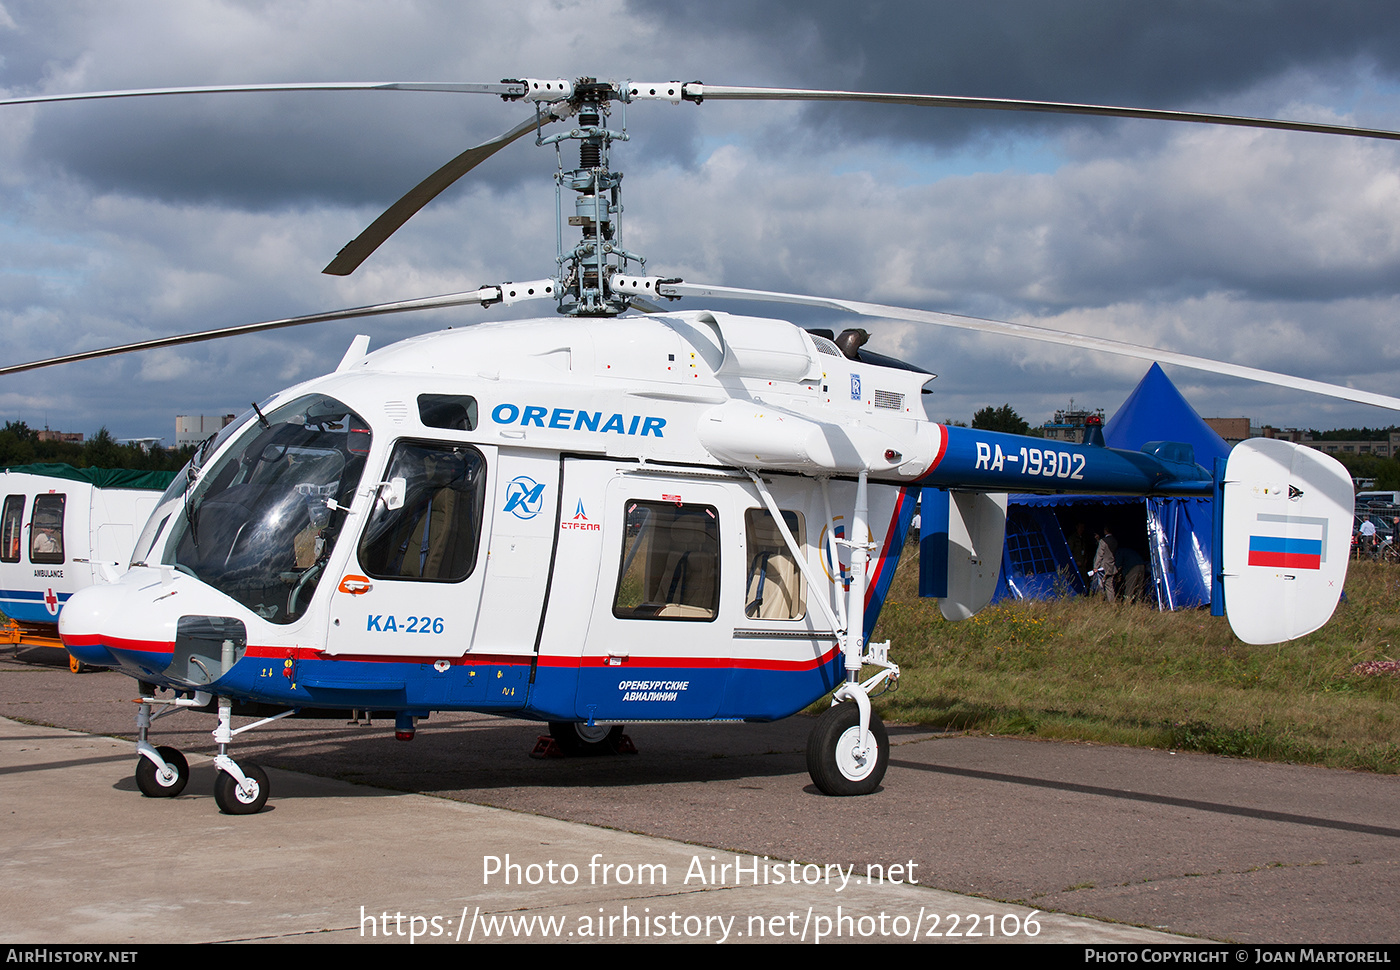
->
0;715;1178;944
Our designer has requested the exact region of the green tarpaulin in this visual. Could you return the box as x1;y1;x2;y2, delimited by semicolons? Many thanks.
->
0;463;177;491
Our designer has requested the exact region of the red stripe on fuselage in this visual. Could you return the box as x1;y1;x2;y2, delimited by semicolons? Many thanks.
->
248;646;533;666
864;487;910;610
61;633;536;668
66;630;838;674
919;424;949;477
537;644;840;672
61;632;173;654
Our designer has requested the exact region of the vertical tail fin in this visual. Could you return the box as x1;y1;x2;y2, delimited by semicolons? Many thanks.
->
1219;439;1352;644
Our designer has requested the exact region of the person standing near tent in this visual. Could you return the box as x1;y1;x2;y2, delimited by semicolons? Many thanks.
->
1091;527;1119;602
1116;544;1147;604
1067;520;1092;584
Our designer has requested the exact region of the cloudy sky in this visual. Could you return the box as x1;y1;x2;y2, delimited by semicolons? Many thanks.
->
2;0;1399;443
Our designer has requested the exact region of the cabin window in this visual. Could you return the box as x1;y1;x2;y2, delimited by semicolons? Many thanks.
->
417;395;478;431
1;496;24;563
613;501;720;621
30;494;65;565
358;442;487;582
744;509;806;620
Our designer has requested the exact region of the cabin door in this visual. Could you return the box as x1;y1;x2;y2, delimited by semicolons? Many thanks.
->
574;473;741;721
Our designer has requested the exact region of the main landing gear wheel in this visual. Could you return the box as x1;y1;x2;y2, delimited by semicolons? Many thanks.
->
548;721;625;756
214;763;269;815
135;746;189;798
806;702;889;796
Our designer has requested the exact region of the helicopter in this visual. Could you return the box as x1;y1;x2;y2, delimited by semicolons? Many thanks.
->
0;464;175;671
2;77;1394;813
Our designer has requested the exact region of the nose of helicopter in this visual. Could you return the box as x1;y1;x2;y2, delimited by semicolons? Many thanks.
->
59;571;179;674
58;582;127;668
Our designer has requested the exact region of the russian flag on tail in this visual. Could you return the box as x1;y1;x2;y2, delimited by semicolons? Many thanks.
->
1247;524;1324;570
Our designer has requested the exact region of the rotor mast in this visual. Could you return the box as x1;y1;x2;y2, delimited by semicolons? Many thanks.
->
540;79;644;316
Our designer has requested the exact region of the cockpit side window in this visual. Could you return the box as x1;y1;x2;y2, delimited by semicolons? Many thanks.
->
30;494;65;565
358;442;487;583
2;496;25;563
613;501;720;621
417;394;478;431
166;394;371;625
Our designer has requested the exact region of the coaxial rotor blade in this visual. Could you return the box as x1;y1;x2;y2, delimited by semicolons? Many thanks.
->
0;280;559;377
626;278;1400;411
322;110;562;276
0;81;530;107
674;84;1400;142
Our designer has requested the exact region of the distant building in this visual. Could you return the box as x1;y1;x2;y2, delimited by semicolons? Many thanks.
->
1306;431;1400;459
1205;417;1400;458
1203;417;1250;444
1204;421;1318;447
1257;426;1310;444
35;429;83;444
1040;403;1105;444
175;414;237;449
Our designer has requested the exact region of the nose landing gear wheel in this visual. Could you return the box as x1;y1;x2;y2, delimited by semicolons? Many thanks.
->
548;721;625;756
135;746;189;798
806;702;889;796
214;763;269;815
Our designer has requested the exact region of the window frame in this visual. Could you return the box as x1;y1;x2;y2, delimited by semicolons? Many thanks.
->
743;507;807;621
1;495;24;564
29;493;66;565
611;499;722;622
357;439;489;584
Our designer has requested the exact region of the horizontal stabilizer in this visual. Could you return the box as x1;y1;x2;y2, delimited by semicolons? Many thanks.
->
1220;440;1353;644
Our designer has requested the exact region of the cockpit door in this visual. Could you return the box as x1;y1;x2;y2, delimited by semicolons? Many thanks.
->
325;441;496;657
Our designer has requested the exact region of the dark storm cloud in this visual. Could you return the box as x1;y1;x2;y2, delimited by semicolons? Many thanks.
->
21;94;561;210
902;134;1400;310
16;0;1397;215
630;0;1400;141
0;1;663;209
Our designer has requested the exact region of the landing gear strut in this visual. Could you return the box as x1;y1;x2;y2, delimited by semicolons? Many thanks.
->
211;695;292;815
134;690;201;799
131;688;294;814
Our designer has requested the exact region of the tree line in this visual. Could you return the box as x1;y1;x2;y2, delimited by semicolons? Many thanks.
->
0;421;194;472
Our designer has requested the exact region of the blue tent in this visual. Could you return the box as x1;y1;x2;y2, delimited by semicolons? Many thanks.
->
992;364;1226;609
1102;363;1230;466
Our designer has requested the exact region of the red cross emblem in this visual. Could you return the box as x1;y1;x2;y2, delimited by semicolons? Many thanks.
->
44;588;58;615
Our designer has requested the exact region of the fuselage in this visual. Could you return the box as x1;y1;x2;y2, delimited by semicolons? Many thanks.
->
58;310;1210;723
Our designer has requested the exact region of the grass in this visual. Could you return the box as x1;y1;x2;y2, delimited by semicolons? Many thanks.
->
863;546;1400;772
